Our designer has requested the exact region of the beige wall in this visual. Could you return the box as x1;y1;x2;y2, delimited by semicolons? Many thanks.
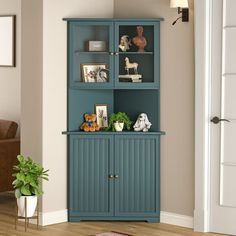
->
21;0;43;166
42;0;114;213
114;0;195;216
0;0;21;137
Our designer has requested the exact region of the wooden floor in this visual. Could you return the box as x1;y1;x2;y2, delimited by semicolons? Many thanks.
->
0;192;224;236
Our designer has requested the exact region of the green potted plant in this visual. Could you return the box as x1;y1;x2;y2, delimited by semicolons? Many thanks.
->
107;112;133;132
12;155;49;217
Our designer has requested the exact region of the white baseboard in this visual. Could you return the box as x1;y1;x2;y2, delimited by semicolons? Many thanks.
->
28;209;193;228
41;209;68;226
27;209;68;226
160;211;194;229
193;209;209;232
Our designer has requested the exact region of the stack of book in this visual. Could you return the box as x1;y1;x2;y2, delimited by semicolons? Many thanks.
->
118;74;142;83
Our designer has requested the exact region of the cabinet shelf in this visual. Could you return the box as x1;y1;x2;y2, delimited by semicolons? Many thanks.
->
62;131;165;135
118;52;154;55
75;51;109;55
74;51;154;55
70;82;159;90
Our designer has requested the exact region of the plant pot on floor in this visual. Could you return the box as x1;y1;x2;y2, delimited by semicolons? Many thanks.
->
17;196;37;217
114;121;124;132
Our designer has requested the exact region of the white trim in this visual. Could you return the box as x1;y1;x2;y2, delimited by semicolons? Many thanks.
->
160;211;193;229
194;0;212;232
41;209;68;226
27;209;68;226
27;210;193;228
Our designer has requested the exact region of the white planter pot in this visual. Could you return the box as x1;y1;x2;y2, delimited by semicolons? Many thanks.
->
114;122;124;132
17;196;37;217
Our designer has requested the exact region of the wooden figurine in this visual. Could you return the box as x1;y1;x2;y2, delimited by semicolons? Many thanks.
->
132;26;147;52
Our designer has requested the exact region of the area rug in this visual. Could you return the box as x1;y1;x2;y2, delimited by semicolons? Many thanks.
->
94;231;133;236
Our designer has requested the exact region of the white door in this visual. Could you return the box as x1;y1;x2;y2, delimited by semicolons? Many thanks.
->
210;0;236;235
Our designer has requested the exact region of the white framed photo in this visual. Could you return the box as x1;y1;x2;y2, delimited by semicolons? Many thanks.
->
81;64;108;83
0;15;16;67
95;104;108;128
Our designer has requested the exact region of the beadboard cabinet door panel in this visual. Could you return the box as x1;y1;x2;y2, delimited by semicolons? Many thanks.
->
114;135;160;220
69;135;114;219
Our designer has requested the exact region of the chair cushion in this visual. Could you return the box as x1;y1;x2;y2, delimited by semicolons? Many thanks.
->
0;120;18;139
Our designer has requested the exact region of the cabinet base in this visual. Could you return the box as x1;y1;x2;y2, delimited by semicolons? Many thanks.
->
69;216;160;223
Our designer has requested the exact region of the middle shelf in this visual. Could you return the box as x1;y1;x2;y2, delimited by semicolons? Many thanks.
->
68;89;160;133
70;52;159;88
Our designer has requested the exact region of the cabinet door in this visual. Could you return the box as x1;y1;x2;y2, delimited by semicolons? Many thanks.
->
69;135;114;219
114;135;160;218
114;21;160;89
68;21;114;89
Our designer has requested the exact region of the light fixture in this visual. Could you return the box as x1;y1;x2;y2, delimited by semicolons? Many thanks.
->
170;0;189;25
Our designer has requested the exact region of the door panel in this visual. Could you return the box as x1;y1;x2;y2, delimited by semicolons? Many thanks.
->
222;75;236;118
224;0;236;26
210;0;236;234
221;122;236;163
114;135;159;217
223;29;236;74
221;165;236;207
69;135;114;217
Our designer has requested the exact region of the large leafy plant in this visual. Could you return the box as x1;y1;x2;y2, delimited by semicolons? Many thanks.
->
12;155;49;198
107;112;133;131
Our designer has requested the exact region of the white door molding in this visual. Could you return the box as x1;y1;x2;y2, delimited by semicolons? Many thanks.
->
194;0;213;232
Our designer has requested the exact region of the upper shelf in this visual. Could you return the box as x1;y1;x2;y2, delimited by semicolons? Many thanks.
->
74;51;154;55
75;51;109;55
118;52;154;55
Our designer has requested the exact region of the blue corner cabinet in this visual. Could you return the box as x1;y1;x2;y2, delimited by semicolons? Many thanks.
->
63;18;164;223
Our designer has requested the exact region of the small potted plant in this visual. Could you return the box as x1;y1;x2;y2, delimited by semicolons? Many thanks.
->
107;112;133;132
12;155;49;217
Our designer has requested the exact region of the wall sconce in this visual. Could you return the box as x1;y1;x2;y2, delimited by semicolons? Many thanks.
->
170;0;189;25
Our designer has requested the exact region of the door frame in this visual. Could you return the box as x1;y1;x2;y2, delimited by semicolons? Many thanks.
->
194;0;213;232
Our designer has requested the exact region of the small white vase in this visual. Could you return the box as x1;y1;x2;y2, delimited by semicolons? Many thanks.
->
114;122;124;132
17;196;37;217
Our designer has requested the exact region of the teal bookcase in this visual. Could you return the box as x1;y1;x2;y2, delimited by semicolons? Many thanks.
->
63;18;164;222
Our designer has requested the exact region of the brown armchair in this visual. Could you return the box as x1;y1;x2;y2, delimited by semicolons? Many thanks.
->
0;120;20;192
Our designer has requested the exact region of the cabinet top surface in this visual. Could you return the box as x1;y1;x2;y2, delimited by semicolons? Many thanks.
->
62;131;166;135
63;18;164;22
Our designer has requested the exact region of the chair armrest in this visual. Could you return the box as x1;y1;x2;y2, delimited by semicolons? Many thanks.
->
0;138;20;192
0;138;20;144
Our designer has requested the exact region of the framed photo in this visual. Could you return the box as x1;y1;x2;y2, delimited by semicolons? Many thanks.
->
95;104;108;128
0;15;16;67
81;64;108;83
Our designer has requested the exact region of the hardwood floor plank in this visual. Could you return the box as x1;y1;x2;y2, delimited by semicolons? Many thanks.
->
0;192;225;236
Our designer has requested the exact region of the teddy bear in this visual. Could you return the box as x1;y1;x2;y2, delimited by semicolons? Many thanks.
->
80;114;100;132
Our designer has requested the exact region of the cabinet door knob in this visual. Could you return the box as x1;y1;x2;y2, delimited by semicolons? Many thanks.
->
109;52;114;55
115;52;119;56
108;174;114;179
114;174;119;179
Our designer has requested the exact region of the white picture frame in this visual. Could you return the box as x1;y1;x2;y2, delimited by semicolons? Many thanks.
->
0;15;16;67
81;64;108;82
95;104;108;128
